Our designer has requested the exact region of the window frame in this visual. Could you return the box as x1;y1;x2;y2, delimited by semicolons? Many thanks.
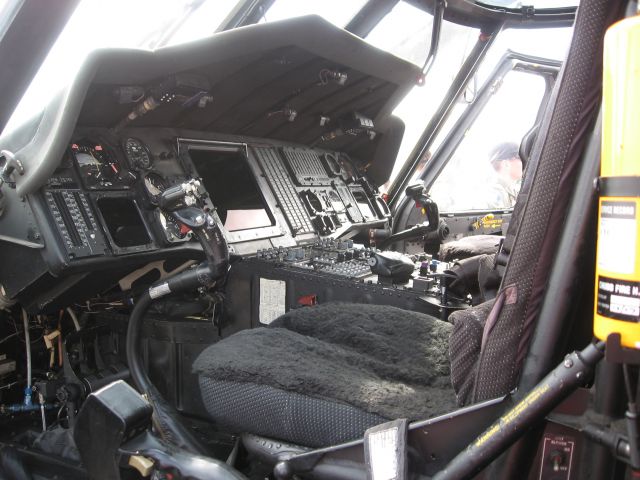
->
417;50;561;216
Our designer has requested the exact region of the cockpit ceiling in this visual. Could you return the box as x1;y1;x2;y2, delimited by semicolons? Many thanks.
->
79;45;401;150
78;15;421;151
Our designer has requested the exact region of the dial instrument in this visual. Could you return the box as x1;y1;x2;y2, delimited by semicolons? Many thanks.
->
159;211;190;242
72;141;135;190
124;138;152;170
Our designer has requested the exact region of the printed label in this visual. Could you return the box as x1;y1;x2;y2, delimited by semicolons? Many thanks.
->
597;275;640;322
259;278;286;324
367;426;400;480
538;435;574;480
597;200;636;274
149;282;171;299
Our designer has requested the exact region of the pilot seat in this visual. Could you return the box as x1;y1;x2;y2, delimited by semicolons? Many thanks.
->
192;0;611;452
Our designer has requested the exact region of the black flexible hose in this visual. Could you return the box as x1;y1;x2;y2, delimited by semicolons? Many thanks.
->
125;219;229;457
126;291;208;455
0;446;32;480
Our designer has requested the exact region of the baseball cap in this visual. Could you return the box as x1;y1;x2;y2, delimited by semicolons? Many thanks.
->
489;142;520;165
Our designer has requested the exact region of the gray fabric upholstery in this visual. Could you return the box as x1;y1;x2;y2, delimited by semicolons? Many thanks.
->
448;300;495;406
478;253;501;301
473;0;622;402
199;379;387;447
195;303;456;446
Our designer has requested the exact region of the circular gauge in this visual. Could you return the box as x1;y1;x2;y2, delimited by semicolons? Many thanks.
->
143;172;166;205
159;211;189;241
72;141;134;190
124;138;151;170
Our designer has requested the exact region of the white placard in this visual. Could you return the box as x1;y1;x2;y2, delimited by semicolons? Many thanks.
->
598;201;636;274
367;427;399;480
259;278;286;324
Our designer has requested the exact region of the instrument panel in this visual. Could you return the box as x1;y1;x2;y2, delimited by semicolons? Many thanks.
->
3;128;392;311
38;128;390;267
71;140;136;190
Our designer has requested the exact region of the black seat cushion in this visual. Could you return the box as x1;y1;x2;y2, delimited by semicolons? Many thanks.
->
439;235;502;262
194;303;456;447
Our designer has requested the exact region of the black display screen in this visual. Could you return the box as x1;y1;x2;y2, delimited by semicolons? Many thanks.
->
188;146;274;232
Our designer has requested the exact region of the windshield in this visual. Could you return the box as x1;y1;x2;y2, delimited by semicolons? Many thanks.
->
6;0;240;130
5;0;574;186
381;18;573;191
366;1;479;191
259;0;367;27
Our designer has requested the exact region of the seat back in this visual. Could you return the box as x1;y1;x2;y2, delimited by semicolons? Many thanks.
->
450;0;624;405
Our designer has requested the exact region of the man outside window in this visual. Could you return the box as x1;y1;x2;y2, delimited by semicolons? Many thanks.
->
487;142;522;209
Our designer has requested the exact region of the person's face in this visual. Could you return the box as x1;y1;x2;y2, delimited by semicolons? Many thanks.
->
506;156;523;182
496;156;522;182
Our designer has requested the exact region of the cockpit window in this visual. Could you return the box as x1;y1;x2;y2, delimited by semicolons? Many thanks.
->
429;70;547;212
368;3;479;189
382;23;573;191
5;0;238;130
365;1;436;66
258;0;367;27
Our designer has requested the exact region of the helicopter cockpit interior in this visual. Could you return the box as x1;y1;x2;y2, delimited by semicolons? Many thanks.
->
0;0;635;479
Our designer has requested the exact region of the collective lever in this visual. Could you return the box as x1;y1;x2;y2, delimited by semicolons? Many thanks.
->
152;179;230;294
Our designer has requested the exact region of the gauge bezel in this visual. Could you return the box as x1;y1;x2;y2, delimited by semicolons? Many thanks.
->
71;139;133;190
123;137;152;171
157;210;191;243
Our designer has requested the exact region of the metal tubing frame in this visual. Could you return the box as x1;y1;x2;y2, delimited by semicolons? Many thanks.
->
216;0;277;32
388;26;499;207
272;395;509;479
433;341;605;480
419;0;446;82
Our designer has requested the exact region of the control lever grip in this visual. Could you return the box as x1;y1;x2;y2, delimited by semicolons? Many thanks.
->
169;206;230;283
157;262;215;295
155;182;230;292
158;184;190;211
405;182;439;229
192;225;229;279
158;180;202;211
368;251;415;283
376;219;449;250
144;206;230;299
423;219;450;255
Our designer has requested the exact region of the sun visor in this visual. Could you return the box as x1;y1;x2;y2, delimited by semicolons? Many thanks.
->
0;15;420;196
